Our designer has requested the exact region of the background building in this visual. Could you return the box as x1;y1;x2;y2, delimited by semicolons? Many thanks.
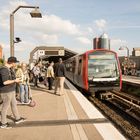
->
132;48;140;56
0;45;3;59
93;33;110;50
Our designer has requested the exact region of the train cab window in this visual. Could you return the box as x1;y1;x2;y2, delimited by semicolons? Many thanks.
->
78;59;82;75
88;51;119;78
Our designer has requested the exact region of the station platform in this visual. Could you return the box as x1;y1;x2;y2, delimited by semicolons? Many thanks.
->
0;80;126;140
122;75;140;86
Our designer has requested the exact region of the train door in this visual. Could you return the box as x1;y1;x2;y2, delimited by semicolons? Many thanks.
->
77;56;83;87
71;58;75;83
73;57;78;85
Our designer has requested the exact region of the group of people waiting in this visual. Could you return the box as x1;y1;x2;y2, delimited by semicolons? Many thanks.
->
0;56;66;129
31;58;66;96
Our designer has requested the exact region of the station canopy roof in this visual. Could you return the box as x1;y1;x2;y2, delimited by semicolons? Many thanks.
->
38;46;78;63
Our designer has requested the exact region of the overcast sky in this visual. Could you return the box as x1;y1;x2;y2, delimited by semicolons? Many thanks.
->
0;0;140;62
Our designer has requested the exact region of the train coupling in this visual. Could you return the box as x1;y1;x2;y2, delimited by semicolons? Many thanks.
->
100;92;113;100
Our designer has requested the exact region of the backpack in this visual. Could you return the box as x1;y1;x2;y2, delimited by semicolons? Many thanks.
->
0;66;5;87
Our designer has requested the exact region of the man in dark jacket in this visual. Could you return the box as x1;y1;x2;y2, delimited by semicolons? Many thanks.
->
54;58;66;96
0;57;25;129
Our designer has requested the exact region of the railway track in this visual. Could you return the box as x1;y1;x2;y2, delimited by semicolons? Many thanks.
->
112;90;140;107
111;90;140;122
69;79;140;139
87;91;140;140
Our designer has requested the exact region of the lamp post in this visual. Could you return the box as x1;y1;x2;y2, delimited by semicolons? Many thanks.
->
10;5;42;56
119;46;129;58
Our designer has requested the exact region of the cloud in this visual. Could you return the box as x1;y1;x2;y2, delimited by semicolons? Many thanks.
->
0;0;101;61
0;0;83;47
15;14;82;37
87;27;94;34
14;40;37;52
2;40;35;52
0;0;28;30
110;39;127;46
110;39;121;46
110;39;128;56
110;25;140;29
94;19;107;32
43;15;81;35
0;0;82;37
76;37;91;45
33;33;59;44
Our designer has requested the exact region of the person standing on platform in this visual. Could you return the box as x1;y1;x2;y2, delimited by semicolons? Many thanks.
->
0;57;26;129
32;62;41;87
54;58;66;96
16;63;30;103
46;62;54;90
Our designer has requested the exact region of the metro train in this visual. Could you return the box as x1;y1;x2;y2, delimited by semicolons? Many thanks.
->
65;49;122;99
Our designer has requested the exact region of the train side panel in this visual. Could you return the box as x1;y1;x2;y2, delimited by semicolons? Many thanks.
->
65;55;85;89
82;53;88;90
65;58;75;83
115;53;122;90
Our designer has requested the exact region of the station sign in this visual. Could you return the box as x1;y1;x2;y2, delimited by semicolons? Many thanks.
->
45;49;65;56
58;49;65;56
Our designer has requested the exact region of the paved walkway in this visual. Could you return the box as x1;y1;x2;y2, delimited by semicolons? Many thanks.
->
0;84;74;140
0;81;126;140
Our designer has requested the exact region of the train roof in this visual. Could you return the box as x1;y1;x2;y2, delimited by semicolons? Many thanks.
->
84;49;117;55
64;49;118;61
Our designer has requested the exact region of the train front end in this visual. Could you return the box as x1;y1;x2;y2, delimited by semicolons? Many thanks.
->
87;50;122;93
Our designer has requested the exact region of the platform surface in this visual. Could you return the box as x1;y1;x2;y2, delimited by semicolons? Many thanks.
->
122;75;140;85
0;80;126;140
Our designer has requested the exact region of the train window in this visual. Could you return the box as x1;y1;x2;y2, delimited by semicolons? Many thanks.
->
70;62;73;72
78;59;82;75
72;60;76;73
65;62;72;72
88;51;119;78
79;59;82;63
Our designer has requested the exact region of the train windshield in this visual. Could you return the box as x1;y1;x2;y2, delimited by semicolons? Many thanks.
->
88;51;119;78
